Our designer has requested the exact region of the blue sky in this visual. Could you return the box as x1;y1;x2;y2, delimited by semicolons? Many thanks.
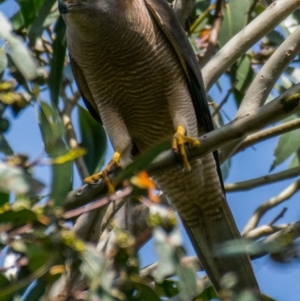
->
1;1;300;300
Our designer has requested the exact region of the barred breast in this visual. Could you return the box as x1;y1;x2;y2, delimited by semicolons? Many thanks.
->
66;0;224;225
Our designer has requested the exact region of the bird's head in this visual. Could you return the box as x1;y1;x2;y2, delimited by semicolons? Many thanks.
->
58;0;125;31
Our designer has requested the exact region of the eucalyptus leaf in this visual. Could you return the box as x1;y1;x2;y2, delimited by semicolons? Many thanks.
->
0;13;39;80
16;0;44;28
0;208;39;226
48;16;66;106
175;250;197;300
81;245;115;301
155;280;179;297
133;278;162;301
271;116;300;171
0;161;44;195
114;139;170;186
0;45;7;74
152;227;177;283
23;277;47;301
219;0;252;47
28;0;57;45
38;101;72;206
231;55;255;106
0;273;12;301
0;133;13;155
0;191;9;206
289;149;300;168
79;106;107;174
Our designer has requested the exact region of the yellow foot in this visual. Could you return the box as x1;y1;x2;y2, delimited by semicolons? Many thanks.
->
84;151;121;194
172;125;200;171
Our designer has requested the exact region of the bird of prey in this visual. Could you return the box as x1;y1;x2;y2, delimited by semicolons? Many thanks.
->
59;0;259;296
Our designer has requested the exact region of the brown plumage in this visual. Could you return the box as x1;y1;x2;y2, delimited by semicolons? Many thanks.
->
59;0;259;295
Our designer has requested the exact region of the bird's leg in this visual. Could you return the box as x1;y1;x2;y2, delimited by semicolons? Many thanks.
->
84;151;121;193
172;125;200;171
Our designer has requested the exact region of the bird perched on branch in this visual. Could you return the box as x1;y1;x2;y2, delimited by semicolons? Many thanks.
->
59;0;259;296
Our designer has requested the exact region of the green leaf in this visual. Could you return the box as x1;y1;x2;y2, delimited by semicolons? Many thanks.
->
0;273;12;301
38;102;65;152
0;208;39;226
10;10;24;31
221;157;231;181
0;13;39;81
133;278;162;301
16;0;44;28
48;16;66;107
0;45;7;74
265;30;285;46
23;277;47;301
289;148;300;168
81;245;115;301
195;285;217;300
43;9;60;28
0;161;44;195
28;0;57;45
27;244;50;271
0;273;10;289
152;230;177;283
0;133;13;155
219;0;252;47
38;102;72;206
0;191;9;206
114;140;170;186
271;115;300;171
79;106;107;174
175;257;197;300
231;55;255;106
155;280;179;298
195;0;211;13
234;55;254;93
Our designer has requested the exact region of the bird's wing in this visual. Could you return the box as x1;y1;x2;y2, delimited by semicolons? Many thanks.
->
69;54;102;123
144;0;224;187
144;0;214;134
144;0;259;293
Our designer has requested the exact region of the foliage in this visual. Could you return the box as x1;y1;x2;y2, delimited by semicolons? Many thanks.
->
0;0;300;300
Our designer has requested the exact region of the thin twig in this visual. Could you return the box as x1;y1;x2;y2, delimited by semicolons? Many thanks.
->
225;166;300;192
236;117;300;153
199;0;224;68
268;207;288;226
202;0;300;91
243;224;286;239
63;186;132;219
61;91;89;180
212;81;236;118
220;25;300;162
243;179;300;235
247;0;261;24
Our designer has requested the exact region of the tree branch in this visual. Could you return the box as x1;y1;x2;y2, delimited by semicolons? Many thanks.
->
243;179;300;235
220;25;300;162
198;0;224;68
243;224;287;240
65;85;300;210
225;166;300;192
236;117;300;152
61;91;89;180
202;0;300;91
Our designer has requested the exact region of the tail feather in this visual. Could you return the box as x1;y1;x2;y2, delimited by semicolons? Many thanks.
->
184;208;258;293
154;153;259;294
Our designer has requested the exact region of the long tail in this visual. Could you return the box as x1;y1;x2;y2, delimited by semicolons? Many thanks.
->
153;153;259;294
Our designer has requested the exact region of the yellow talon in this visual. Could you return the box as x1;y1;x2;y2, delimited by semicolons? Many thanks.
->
84;151;121;194
172;125;200;171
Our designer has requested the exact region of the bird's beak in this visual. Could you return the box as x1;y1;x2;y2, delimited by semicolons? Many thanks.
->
58;0;69;14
